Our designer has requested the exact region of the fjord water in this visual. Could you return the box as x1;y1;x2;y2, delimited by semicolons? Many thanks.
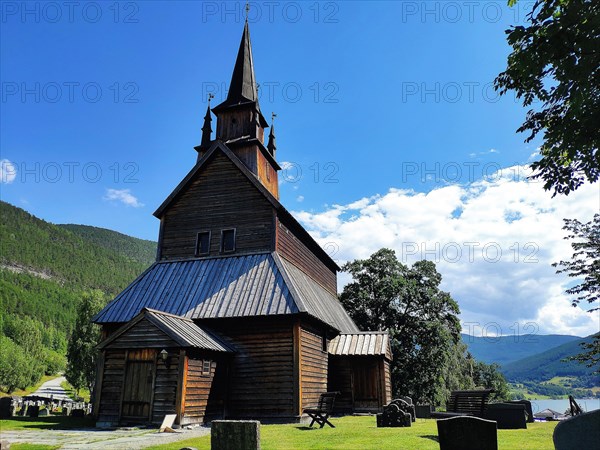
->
528;398;600;414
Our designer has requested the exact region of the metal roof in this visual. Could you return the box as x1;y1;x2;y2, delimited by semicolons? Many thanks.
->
93;252;358;333
98;308;235;352
276;255;359;333
328;332;392;360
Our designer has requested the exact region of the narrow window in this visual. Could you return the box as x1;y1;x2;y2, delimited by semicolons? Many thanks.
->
221;228;236;253
266;162;271;182
202;360;211;375
195;231;211;256
322;334;328;353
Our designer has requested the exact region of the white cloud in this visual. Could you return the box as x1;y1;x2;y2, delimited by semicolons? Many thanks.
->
103;189;144;208
292;165;600;337
296;195;304;202
0;159;17;184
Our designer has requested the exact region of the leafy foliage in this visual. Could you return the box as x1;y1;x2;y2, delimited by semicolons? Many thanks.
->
553;213;600;371
553;214;600;311
65;290;104;394
472;361;512;401
340;249;465;405
495;0;600;195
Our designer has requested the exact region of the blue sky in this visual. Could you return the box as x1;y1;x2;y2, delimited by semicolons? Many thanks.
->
2;1;599;336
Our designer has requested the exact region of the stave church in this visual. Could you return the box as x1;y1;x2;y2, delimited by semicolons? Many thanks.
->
92;20;392;427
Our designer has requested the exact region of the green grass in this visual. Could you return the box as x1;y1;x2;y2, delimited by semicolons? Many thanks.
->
0;416;95;431
10;445;60;450
0;375;57;398
60;380;90;402
146;416;558;450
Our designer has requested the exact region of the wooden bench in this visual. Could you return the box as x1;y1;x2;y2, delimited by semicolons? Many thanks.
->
431;389;494;419
303;392;340;428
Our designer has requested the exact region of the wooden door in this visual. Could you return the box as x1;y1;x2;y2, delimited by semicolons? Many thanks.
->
121;350;156;422
352;361;380;411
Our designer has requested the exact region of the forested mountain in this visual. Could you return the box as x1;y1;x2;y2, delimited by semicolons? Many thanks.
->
0;201;156;392
461;333;581;367
59;224;156;265
501;334;598;381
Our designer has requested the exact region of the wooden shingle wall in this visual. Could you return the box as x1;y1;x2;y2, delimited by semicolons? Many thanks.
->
159;152;275;260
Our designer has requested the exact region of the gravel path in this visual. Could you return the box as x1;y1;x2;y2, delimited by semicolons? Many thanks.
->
1;425;211;449
30;375;71;402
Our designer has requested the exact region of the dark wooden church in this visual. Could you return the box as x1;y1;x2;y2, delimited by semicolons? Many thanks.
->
92;21;392;427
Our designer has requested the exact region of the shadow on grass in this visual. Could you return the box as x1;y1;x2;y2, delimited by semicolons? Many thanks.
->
421;434;440;443
296;426;319;431
1;416;96;430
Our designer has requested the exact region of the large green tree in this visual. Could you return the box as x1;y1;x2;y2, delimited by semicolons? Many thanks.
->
495;0;600;196
65;290;104;395
553;213;600;372
340;249;464;405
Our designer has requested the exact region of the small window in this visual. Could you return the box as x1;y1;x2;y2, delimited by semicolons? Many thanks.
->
221;228;236;253
202;360;211;375
266;162;271;182
322;334;328;353
195;231;211;256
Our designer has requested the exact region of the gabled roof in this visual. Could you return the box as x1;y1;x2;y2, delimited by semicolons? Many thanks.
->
98;308;235;352
93;253;358;333
328;331;392;360
153;141;339;271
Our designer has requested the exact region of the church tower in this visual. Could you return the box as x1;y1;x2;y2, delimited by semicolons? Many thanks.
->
210;20;280;198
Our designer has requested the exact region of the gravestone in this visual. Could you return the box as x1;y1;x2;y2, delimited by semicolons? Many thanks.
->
484;403;527;429
212;420;260;450
415;404;433;419
437;416;498;450
553;409;600;450
377;399;413;427
27;405;40;418
71;408;85;418
38;407;50;417
0;397;16;418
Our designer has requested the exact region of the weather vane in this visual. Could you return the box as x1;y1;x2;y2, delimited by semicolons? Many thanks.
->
207;93;214;105
271;112;277;124
245;2;250;21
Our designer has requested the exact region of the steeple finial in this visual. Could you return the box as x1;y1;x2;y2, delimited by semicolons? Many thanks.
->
245;2;250;22
267;112;277;156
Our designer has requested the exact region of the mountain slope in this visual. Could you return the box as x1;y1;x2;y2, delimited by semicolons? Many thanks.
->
58;224;156;266
500;334;599;381
461;333;580;367
0;201;155;295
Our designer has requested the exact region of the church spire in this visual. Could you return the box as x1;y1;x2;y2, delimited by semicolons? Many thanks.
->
201;94;213;147
220;20;257;106
267;113;277;157
212;19;268;128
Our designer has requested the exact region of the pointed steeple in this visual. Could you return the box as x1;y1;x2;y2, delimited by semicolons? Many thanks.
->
229;20;257;104
267;113;277;157
201;102;213;147
212;20;268;128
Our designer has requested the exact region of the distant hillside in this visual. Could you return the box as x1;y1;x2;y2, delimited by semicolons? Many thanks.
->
501;335;599;381
0;201;154;295
59;224;156;266
0;201;157;392
461;333;580;367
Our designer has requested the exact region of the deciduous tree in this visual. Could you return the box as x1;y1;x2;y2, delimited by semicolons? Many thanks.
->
65;290;104;395
495;0;600;196
340;249;464;405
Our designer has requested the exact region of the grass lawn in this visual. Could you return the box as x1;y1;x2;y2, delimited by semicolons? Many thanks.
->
59;380;91;402
146;416;558;450
10;445;60;450
0;375;57;398
0;415;96;431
